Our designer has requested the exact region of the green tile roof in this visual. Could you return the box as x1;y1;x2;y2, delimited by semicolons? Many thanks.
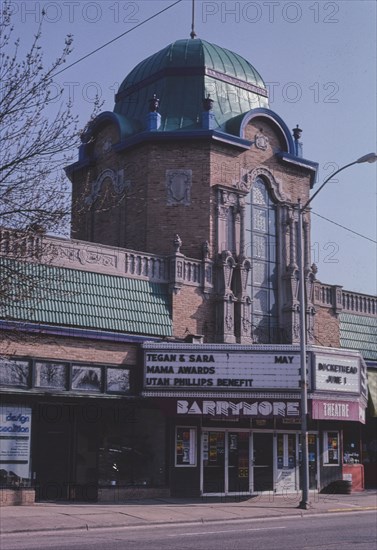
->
0;258;172;337
114;38;268;134
340;313;377;361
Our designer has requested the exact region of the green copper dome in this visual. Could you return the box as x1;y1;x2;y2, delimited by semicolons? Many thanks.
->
114;38;269;133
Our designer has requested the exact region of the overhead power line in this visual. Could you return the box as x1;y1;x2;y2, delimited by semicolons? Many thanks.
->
53;0;184;77
311;211;377;244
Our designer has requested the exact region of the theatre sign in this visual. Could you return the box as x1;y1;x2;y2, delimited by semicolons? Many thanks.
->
143;347;306;391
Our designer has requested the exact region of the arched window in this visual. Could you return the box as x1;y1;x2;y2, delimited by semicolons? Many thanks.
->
245;177;278;343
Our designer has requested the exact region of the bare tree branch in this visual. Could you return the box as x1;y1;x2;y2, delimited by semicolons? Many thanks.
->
0;1;101;237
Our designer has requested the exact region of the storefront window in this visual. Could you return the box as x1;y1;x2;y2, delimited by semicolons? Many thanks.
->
175;427;196;466
0;405;32;487
72;366;102;392
343;427;360;464
0;356;132;396
323;431;339;465
106;368;130;393
97;408;166;486
35;362;67;389
0;359;30;388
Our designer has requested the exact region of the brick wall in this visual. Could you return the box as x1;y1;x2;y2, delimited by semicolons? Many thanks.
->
314;306;341;348
0;489;35;506
0;334;138;366
71;117;312;260
171;287;215;342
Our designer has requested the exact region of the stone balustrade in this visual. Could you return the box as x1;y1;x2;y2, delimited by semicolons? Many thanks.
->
0;229;212;291
314;281;376;317
342;290;376;316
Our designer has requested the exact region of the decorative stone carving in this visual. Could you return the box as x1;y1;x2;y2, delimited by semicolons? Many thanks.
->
101;137;112;153
173;234;183;254
254;131;269;151
219;251;236;294
238;258;252;295
216;293;236;343
237;172;253;193
202;240;210;260
216;187;245;256
84;251;117;267
50;244;117;268
239;167;286;202
85;168;129;205
234;295;252;344
166;170;192;206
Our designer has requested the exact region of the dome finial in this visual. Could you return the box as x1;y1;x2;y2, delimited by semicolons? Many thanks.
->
190;0;197;39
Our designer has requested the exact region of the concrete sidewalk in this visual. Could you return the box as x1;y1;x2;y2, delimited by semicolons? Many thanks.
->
1;490;376;535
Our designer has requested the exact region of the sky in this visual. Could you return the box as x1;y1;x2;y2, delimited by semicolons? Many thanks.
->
5;0;377;295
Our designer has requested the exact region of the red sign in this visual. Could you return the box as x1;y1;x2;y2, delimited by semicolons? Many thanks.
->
312;399;365;424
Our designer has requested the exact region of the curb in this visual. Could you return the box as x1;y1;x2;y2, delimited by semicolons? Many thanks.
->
2;505;376;536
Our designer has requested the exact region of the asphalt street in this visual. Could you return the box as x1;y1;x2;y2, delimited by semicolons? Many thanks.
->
2;510;376;550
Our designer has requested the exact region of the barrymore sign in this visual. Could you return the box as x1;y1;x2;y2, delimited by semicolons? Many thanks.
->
144;350;304;391
177;399;301;418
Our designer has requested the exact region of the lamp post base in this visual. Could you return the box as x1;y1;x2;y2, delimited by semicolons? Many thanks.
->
298;500;310;510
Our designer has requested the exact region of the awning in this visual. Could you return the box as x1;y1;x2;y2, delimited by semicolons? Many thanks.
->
367;369;377;417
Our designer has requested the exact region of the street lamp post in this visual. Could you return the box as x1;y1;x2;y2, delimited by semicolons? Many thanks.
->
297;152;377;510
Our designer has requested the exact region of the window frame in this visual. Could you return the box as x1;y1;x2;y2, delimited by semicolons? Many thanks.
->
175;426;197;467
323;431;340;466
245;176;279;343
0;356;133;396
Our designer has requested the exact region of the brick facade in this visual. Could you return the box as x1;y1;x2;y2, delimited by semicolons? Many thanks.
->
68;112;318;345
0;334;137;367
313;306;341;348
171;286;215;341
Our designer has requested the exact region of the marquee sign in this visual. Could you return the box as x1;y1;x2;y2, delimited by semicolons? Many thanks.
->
144;350;306;391
313;354;360;394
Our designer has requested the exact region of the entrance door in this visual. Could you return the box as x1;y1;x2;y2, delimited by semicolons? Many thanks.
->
252;433;273;492
275;433;298;493
308;434;318;489
202;431;225;494
202;430;250;495
228;432;250;493
34;405;72;501
34;404;99;501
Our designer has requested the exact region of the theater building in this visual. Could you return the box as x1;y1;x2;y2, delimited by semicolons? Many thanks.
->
0;37;375;503
142;341;367;496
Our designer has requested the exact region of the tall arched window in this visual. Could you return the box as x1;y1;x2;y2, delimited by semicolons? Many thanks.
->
245;177;278;343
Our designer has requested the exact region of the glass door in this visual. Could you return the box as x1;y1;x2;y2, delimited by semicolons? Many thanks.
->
202;431;225;494
202;430;251;495
228;432;250;493
251;432;274;492
308;434;318;489
275;433;298;493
